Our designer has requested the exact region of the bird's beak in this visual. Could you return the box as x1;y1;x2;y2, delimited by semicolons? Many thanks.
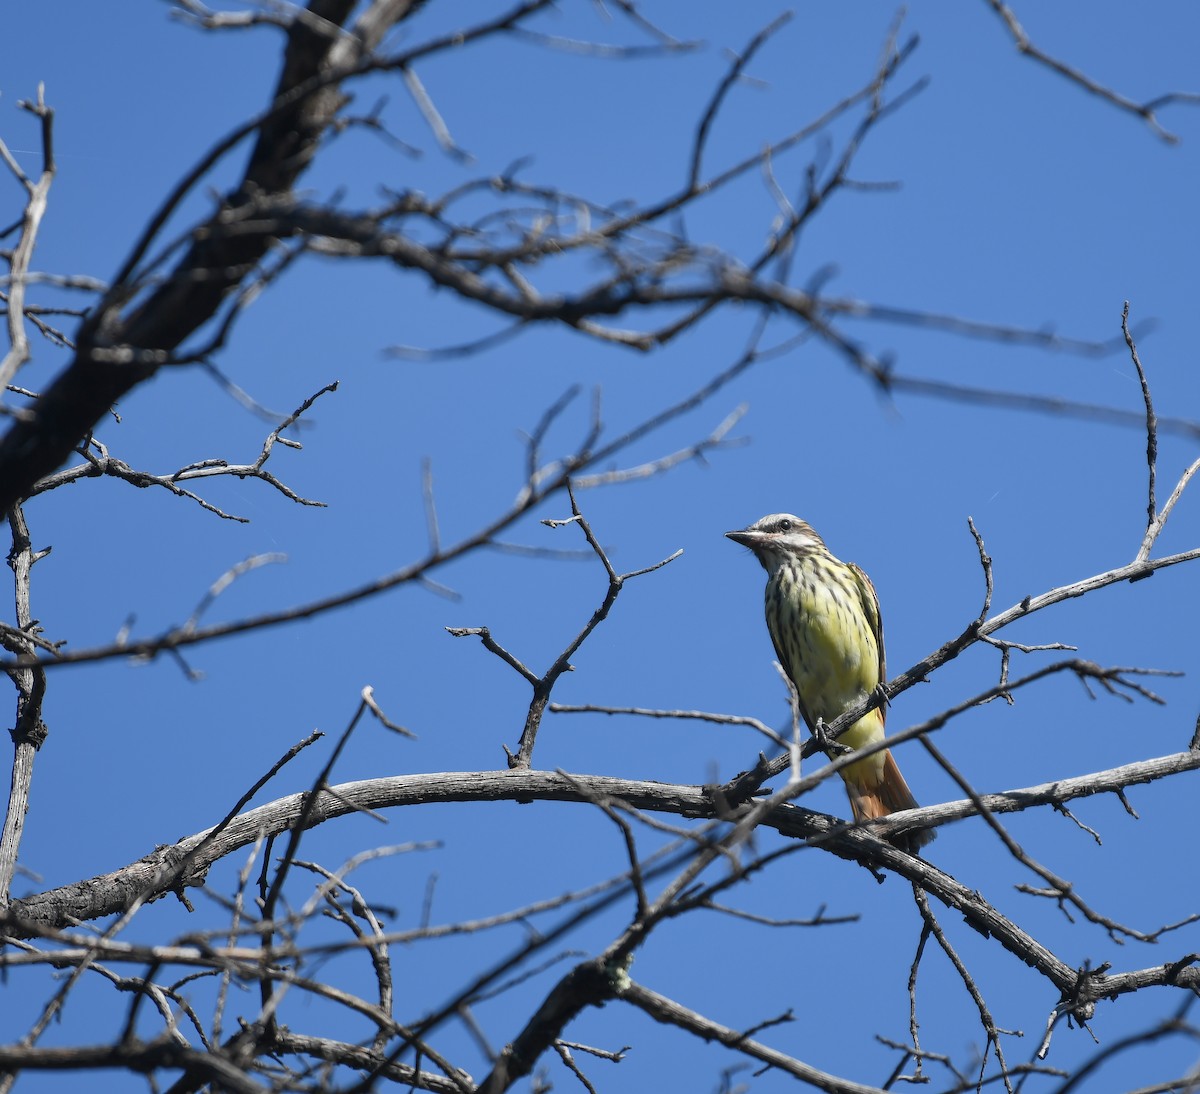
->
725;529;763;548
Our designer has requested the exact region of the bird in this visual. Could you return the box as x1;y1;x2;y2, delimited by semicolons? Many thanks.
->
725;513;934;851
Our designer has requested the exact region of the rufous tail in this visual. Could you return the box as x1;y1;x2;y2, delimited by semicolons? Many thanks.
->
845;750;935;852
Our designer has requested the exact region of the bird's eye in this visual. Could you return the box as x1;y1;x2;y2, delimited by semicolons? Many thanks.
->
779;519;792;531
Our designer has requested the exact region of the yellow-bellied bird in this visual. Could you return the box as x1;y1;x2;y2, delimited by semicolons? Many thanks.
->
726;514;933;850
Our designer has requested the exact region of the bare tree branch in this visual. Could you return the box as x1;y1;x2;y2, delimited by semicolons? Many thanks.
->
983;0;1200;143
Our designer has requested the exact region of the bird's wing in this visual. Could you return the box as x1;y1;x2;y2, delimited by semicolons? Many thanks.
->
848;561;886;721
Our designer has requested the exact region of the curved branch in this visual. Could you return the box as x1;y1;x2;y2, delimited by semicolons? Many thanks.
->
7;753;1199;1016
983;0;1200;143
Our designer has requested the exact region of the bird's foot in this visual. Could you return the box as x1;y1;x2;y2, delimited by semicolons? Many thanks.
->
805;717;851;759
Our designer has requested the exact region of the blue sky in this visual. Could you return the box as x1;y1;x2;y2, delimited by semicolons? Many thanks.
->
2;3;1199;1091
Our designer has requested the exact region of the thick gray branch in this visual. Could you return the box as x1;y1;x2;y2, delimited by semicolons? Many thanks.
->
6;753;1198;1013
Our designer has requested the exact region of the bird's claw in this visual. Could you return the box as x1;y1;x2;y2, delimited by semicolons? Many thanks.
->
806;716;851;759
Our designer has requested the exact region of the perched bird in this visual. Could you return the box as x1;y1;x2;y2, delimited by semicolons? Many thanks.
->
726;513;933;850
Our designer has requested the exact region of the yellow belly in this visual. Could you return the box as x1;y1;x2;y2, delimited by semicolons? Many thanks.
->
766;559;886;783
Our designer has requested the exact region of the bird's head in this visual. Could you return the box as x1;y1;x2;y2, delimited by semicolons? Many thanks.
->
725;513;826;574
